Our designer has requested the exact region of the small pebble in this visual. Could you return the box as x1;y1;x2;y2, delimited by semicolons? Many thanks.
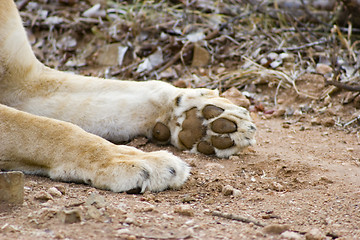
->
281;231;302;240
59;209;82;224
86;193;106;208
272;109;286;118
48;187;62;198
270;60;282;69
268;52;279;60
282;122;290;128
271;182;284;191
233;189;241;197
229;156;240;161
34;190;53;202
124;217;135;224
322;117;335;127
54;185;66;195
182;194;196;203
310;117;321;126
174;205;194;217
222;185;234;196
305;228;326;240
263;224;290;235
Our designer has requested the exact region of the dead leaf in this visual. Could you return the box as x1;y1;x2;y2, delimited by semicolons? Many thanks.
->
191;44;210;67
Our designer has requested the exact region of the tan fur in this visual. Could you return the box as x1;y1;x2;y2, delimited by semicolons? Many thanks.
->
0;0;255;192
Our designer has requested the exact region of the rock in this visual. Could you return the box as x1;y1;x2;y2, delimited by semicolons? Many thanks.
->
0;171;24;204
116;228;130;235
58;209;82;224
174;205;194;217
263;224;290;235
310;117;322;126
48;187;62;198
281;231;302;240
221;185;241;197
270;60;282;69
34;190;53;202
85;205;103;221
222;185;234;196
272;109;286;118
322;117;335;127
282;122;291;128
181;194;196;203
233;189;241;197
279;52;294;62
54;185;66;195
305;228;326;240
115;228;132;238
268;52;279;60
271;182;285;191
86;193;106;208
221;87;251;109
124;216;135;224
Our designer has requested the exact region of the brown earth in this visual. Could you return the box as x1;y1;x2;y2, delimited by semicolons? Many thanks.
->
1;1;360;239
1;110;359;239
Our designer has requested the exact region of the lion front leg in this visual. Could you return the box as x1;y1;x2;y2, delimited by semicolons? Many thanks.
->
0;104;190;193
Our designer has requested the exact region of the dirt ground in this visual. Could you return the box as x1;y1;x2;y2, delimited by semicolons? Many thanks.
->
1;100;359;240
1;1;360;239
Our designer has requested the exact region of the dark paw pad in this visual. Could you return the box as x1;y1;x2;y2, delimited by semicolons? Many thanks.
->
202;105;224;119
211;118;237;133
211;136;234;149
197;141;215;155
153;122;171;142
178;108;206;149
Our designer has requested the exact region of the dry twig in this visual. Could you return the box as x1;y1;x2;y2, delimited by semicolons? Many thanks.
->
212;210;266;227
325;80;360;92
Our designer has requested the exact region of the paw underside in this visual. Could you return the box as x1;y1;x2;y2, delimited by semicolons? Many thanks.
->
152;104;256;158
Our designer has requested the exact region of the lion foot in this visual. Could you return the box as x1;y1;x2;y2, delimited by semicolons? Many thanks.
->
49;146;190;193
151;89;256;158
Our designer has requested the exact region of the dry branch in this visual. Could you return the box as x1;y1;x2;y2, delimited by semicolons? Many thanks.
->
212;210;266;227
325;80;360;92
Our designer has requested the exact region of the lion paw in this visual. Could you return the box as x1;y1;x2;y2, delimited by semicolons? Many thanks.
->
89;147;190;193
151;89;256;158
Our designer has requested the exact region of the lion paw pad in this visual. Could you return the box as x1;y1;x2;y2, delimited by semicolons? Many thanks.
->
151;89;256;158
176;103;256;157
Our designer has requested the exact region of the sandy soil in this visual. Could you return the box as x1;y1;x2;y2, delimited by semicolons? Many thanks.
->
1;112;359;239
1;2;359;239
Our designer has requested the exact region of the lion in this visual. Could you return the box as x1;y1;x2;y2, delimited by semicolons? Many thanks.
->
0;0;256;193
